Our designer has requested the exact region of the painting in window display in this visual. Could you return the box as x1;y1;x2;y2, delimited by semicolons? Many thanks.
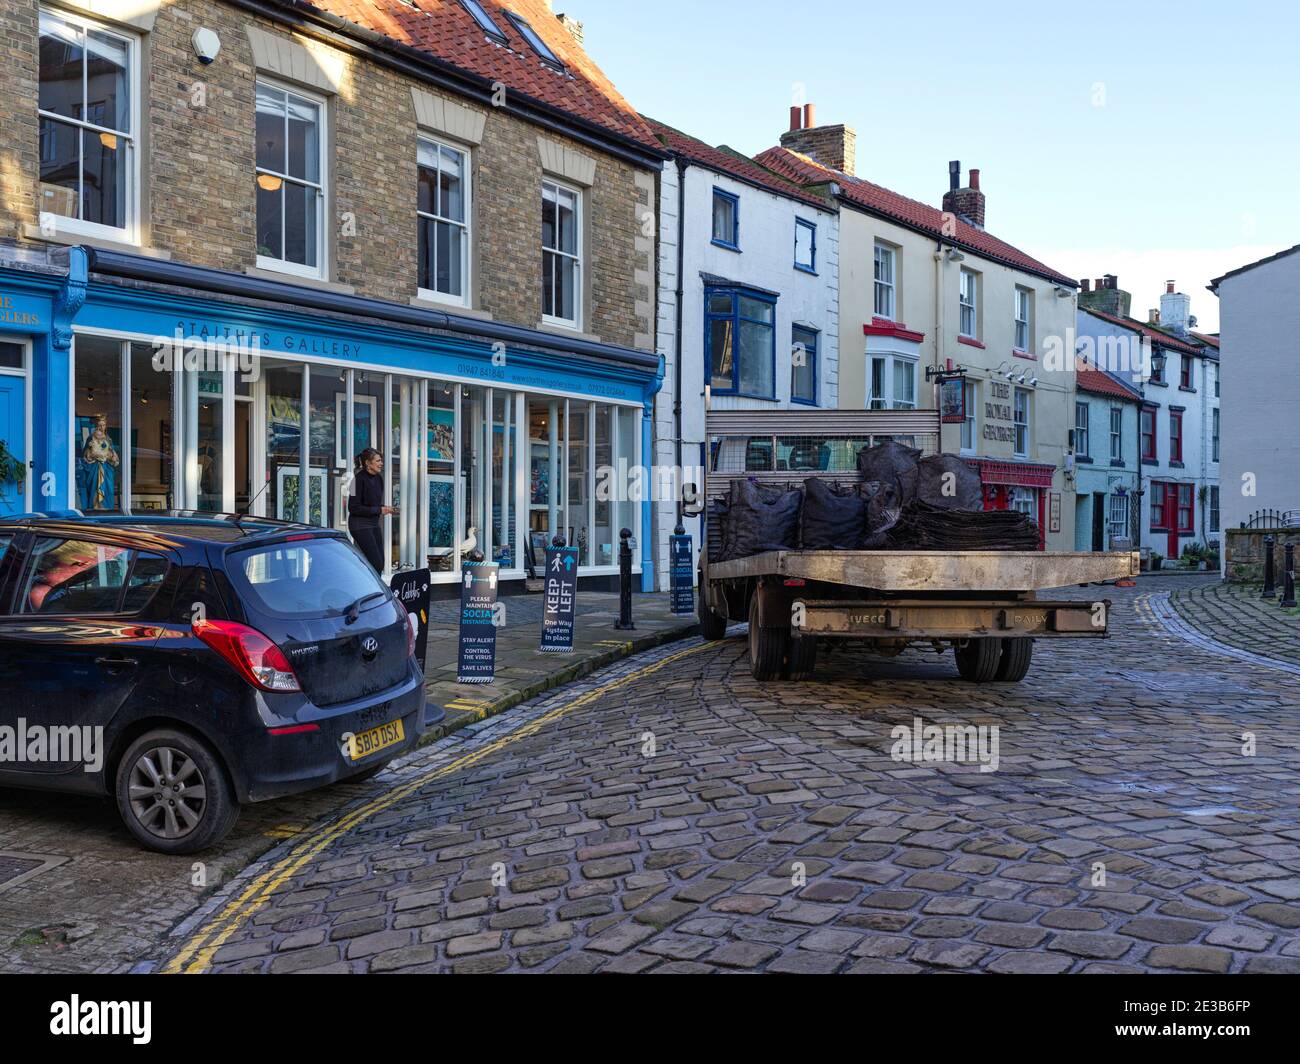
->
277;466;327;525
335;393;376;467
428;407;455;463
77;413;121;510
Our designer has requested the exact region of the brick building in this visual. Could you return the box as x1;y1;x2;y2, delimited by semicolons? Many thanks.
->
0;0;667;590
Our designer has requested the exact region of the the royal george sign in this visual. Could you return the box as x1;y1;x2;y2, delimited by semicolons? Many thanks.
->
669;533;694;615
389;567;431;664
457;561;499;683
540;545;579;652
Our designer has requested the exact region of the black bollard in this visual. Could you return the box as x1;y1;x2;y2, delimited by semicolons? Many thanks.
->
1282;542;1297;608
614;527;635;630
1262;535;1276;599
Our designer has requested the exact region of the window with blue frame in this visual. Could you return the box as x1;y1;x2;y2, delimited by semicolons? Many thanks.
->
705;285;775;398
711;188;739;250
791;325;818;404
794;219;816;273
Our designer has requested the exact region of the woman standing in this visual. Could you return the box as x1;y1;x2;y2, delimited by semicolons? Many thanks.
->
348;447;396;574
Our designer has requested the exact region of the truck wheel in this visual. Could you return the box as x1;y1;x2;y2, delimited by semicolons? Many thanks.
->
995;638;1034;682
785;635;818;680
748;593;788;681
698;580;729;641
954;638;1001;683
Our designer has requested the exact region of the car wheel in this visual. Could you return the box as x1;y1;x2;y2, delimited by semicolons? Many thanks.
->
115;729;239;855
995;637;1034;682
954;638;1001;683
748;593;788;681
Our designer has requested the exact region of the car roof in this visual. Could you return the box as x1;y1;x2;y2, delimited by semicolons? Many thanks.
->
0;510;343;550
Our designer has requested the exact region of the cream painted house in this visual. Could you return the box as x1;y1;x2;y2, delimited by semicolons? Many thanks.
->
758;109;1080;549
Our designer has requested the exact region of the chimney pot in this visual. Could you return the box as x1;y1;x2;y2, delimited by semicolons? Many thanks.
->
788;105;802;132
803;103;816;128
1149;309;1160;324
948;161;960;192
1080;279;1091;292
1166;280;1175;294
969;168;980;191
1095;278;1104;290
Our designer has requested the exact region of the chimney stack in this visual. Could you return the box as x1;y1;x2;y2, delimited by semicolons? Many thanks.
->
1159;280;1191;334
778;103;856;176
941;162;986;229
1078;272;1132;318
555;12;584;44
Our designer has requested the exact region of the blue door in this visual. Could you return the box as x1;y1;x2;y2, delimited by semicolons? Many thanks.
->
0;373;28;517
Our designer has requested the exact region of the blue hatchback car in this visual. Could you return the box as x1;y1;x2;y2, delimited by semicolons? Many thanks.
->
0;512;434;853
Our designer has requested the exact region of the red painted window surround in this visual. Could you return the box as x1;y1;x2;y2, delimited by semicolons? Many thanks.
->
957;335;986;349
1012;349;1038;361
863;317;925;343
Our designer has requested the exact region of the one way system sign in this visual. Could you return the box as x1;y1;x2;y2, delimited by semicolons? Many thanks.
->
540;545;579;652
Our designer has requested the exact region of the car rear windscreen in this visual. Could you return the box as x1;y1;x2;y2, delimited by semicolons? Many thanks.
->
231;537;387;617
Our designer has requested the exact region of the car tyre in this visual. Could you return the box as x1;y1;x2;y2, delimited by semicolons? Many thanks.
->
748;593;788;681
954;638;1001;683
995;637;1034;682
115;728;239;855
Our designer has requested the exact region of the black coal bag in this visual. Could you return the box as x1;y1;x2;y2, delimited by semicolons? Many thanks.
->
801;477;868;550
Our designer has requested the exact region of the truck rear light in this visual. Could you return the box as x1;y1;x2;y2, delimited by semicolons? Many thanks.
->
193;618;302;693
405;610;418;659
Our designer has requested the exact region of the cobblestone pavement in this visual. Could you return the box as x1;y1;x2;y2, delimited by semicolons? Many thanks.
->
141;572;1300;975
1167;581;1300;669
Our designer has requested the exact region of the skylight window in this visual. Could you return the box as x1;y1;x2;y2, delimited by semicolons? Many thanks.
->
459;0;506;41
504;11;564;69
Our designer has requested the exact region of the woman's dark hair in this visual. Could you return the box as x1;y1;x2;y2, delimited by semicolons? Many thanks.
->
354;447;381;473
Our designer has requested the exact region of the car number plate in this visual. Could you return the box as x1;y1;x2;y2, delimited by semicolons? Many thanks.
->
347;719;405;761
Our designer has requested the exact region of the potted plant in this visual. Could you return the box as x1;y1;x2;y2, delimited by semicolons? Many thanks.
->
0;439;25;502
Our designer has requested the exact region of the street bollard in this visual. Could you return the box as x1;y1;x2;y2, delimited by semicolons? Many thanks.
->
614;527;635;630
1282;542;1297;609
1262;535;1276;599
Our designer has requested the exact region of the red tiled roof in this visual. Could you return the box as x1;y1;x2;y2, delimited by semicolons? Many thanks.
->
287;0;663;155
1080;307;1202;355
755;146;1076;287
1191;331;1220;349
644;117;831;211
1075;359;1141;401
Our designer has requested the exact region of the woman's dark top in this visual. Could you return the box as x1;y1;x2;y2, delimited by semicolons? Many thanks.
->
348;470;384;530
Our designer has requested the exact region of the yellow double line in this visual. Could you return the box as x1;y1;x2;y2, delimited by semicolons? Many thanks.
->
163;639;712;974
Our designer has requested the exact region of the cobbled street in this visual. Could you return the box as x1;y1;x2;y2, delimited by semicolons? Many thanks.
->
4;574;1299;975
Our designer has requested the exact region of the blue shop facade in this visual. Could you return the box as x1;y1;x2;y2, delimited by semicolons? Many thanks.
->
0;245;663;592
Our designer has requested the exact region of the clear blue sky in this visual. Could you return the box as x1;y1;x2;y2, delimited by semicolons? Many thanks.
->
561;0;1299;331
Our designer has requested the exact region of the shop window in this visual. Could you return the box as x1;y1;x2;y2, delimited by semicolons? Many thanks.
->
542;180;581;326
264;362;307;522
129;342;174;511
417;137;470;304
1009;487;1037;518
38;6;136;239
255;80;325;278
73;335;122;511
425;383;456;571
791;325;817;405
706;286;775;399
567;401;591;566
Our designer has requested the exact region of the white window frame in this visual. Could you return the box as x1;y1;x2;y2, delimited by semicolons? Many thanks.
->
960;380;977;454
1074;400;1089;458
1013;386;1030;457
255;78;328;281
959;268;978;338
416;135;471;308
1014;286;1032;351
1110;405;1123;461
542;178;582;329
1212;408;1220;463
873;242;896;319
1108;492;1128;539
36;5;141;244
867;352;917;411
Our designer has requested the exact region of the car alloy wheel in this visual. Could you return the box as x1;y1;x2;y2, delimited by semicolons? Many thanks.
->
127;745;208;841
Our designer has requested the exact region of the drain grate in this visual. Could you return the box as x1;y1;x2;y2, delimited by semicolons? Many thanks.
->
0;851;68;893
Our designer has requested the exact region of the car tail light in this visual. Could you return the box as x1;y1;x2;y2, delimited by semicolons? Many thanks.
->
193;618;302;693
404;610;418;659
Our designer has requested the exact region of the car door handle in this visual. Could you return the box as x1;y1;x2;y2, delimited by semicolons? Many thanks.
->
95;656;139;670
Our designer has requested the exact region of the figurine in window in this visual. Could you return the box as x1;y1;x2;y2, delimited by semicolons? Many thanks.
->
78;412;120;511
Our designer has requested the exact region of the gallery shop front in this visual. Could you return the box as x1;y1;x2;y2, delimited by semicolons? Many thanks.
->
0;245;662;592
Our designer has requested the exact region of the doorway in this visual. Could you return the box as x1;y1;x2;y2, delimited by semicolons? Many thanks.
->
0;338;29;517
1092;492;1106;551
